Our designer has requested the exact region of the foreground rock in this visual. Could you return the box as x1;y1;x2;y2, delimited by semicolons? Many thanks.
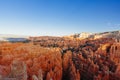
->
0;37;120;80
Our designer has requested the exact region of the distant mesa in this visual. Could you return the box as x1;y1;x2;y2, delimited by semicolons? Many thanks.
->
66;30;120;40
91;30;120;39
6;38;28;42
66;32;92;39
0;34;29;42
0;30;120;42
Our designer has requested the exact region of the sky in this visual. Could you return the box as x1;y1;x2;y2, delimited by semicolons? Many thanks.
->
0;0;120;36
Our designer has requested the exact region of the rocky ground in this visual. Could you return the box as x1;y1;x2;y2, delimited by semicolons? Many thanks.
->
0;36;120;80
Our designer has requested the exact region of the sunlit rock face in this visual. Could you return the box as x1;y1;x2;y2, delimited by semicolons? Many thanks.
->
0;36;120;80
78;32;92;39
65;30;120;40
91;30;120;39
64;32;92;40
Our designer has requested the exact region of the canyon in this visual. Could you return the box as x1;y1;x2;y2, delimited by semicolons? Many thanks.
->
0;30;120;80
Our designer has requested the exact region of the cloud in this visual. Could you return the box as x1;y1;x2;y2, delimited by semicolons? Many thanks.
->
107;22;120;28
115;24;120;27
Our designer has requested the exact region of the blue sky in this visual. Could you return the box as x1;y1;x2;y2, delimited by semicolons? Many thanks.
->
0;0;120;36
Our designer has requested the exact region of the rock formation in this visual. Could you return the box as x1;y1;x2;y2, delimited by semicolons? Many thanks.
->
0;36;120;80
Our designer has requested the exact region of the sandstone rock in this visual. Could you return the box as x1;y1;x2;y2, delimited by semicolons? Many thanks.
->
9;60;27;80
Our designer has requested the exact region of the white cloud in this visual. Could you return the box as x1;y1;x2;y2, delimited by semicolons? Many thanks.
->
107;22;120;28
